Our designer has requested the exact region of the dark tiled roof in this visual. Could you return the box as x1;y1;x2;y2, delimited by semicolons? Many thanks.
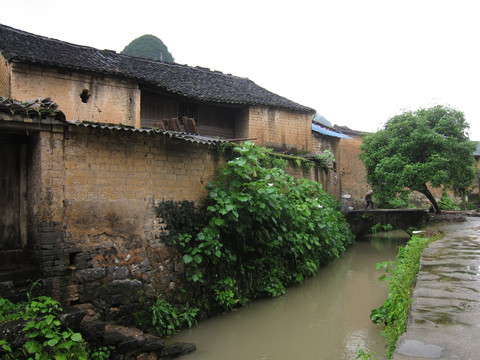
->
0;24;315;114
0;97;66;121
333;125;367;137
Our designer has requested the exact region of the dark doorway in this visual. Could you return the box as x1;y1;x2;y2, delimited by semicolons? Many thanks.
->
0;136;27;250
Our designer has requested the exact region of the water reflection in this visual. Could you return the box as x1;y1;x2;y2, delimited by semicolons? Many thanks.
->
172;230;410;360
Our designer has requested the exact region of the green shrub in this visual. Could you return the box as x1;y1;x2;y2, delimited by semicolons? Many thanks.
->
171;141;354;311
0;297;24;322
151;297;199;337
370;223;394;234
0;339;14;360
90;346;114;360
376;191;411;209
439;192;460;210
355;348;378;360
0;294;112;359
22;296;88;360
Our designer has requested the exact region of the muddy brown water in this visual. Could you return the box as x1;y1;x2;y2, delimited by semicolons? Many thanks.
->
171;230;410;360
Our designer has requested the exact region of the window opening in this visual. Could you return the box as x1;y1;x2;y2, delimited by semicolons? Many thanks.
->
178;103;198;125
80;89;90;103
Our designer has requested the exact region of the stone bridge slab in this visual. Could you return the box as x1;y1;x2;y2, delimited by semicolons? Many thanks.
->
344;209;429;237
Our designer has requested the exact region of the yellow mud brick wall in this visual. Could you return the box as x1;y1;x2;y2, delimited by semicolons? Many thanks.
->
62;126;222;245
338;135;370;208
26;128;67;228
9;63;140;126
248;106;312;152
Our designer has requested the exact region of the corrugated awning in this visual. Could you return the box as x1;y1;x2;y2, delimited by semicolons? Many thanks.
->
67;121;227;145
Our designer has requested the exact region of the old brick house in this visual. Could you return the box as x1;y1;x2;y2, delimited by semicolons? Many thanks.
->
1;24;340;312
0;23;314;152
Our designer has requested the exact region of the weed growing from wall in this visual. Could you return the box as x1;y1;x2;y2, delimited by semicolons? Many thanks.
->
316;149;336;170
170;141;354;312
151;297;198;337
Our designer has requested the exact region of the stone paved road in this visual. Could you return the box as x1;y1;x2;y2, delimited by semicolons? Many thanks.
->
392;217;480;360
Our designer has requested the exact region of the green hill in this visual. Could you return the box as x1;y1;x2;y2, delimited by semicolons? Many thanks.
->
121;34;174;63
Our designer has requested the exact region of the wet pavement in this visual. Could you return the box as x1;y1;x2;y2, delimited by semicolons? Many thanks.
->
392;216;480;360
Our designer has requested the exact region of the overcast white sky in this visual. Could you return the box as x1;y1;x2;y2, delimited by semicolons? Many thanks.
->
2;0;480;140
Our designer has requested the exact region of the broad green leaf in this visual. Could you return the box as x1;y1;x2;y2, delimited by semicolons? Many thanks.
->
71;332;83;342
214;218;225;226
47;338;59;346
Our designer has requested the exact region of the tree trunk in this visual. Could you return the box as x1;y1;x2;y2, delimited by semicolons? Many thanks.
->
421;186;441;214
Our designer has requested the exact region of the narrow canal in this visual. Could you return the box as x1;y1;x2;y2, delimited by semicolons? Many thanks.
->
171;231;410;360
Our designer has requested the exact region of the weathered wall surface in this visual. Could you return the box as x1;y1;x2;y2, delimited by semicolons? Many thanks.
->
337;135;369;208
9;63;141;126
248;106;313;152
26;125;223;311
285;164;340;199
312;133;340;155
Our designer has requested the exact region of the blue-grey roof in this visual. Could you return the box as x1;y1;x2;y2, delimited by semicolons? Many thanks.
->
312;123;352;139
474;142;480;156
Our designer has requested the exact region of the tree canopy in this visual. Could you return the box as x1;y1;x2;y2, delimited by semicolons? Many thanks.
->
360;105;476;213
121;34;174;63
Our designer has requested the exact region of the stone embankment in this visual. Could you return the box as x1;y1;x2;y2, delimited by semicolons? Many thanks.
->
393;215;480;360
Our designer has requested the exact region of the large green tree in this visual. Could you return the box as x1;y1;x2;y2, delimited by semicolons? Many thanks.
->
360;105;476;214
121;34;174;63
